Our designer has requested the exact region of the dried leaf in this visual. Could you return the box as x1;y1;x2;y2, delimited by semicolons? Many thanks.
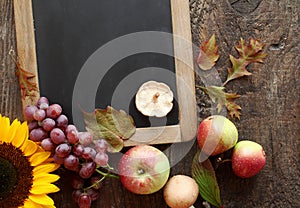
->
197;34;220;70
199;86;241;119
224;38;267;85
225;92;242;119
15;62;39;100
192;150;222;208
83;106;136;152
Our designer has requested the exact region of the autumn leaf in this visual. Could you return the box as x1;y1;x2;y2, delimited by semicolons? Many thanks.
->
197;34;220;70
224;38;267;85
192;150;223;208
83;106;136;152
198;85;241;119
15;62;39;100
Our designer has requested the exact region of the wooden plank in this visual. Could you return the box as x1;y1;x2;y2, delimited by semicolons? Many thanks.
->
13;0;39;108
170;0;197;141
124;125;181;146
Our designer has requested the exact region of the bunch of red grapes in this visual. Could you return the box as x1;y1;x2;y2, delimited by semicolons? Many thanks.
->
24;97;113;208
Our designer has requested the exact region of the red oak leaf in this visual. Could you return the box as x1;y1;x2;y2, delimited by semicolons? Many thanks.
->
197;34;220;70
224;38;267;85
15;62;39;100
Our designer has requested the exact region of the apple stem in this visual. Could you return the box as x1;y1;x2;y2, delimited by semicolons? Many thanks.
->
215;158;232;169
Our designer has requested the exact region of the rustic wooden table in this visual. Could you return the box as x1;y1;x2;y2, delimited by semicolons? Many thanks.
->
0;0;299;207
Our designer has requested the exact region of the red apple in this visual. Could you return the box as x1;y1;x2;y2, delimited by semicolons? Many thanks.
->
197;115;238;156
232;140;266;178
118;145;170;194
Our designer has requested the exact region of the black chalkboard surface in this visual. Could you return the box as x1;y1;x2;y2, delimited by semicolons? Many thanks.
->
32;0;177;129
14;0;197;145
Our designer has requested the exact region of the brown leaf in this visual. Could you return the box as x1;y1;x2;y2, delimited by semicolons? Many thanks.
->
197;34;220;70
225;92;242;119
224;38;267;85
15;62;39;100
83;106;136;152
199;85;241;119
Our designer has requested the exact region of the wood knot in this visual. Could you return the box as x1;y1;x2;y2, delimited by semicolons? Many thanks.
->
229;0;262;14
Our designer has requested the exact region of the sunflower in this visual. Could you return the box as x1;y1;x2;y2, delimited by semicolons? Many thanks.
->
0;114;60;208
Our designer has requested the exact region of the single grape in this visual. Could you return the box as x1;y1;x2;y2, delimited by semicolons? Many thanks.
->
28;121;38;131
41;118;56;132
94;139;108;153
86;188;99;201
71;174;85;190
89;176;103;190
56;114;68;130
37;96;49;109
82;147;96;161
41;138;56;151
95;152;108;167
79;162;96;179
29;128;48;142
78;132;93;147
64;154;80;172
67;129;79;144
73;144;84;157
72;189;83;204
65;124;77;133
46;104;62;119
50;128;66;144
33;109;46;121
53;153;65;165
24;105;38;121
78;193;92;208
55;143;71;158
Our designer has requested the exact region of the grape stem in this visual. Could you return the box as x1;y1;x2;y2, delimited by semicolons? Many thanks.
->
83;165;119;192
95;168;119;179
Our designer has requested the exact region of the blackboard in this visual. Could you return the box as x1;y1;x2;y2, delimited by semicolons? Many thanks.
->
14;0;197;145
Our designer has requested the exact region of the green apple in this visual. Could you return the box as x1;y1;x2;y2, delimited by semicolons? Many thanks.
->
232;140;266;178
197;115;238;156
118;145;170;194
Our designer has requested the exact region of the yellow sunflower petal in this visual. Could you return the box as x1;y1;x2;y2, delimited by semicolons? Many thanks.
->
33;173;60;183
29;151;51;166
33;163;60;175
30;183;60;195
0;116;11;142
11;121;28;148
20;139;38;156
5;119;20;143
22;198;45;208
29;194;55;206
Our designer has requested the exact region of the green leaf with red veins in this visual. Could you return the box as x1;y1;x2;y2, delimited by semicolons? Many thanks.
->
197;34;220;70
199;85;241;119
192;150;222;208
83;106;136;152
224;38;267;85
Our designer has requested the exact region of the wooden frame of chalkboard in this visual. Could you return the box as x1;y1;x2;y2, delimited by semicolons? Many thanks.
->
13;0;197;145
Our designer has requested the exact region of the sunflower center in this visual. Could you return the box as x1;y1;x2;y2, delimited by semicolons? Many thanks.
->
0;142;33;207
0;156;18;199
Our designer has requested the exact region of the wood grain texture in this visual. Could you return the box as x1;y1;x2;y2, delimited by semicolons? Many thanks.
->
0;0;299;207
171;0;198;141
191;0;300;207
13;0;39;108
